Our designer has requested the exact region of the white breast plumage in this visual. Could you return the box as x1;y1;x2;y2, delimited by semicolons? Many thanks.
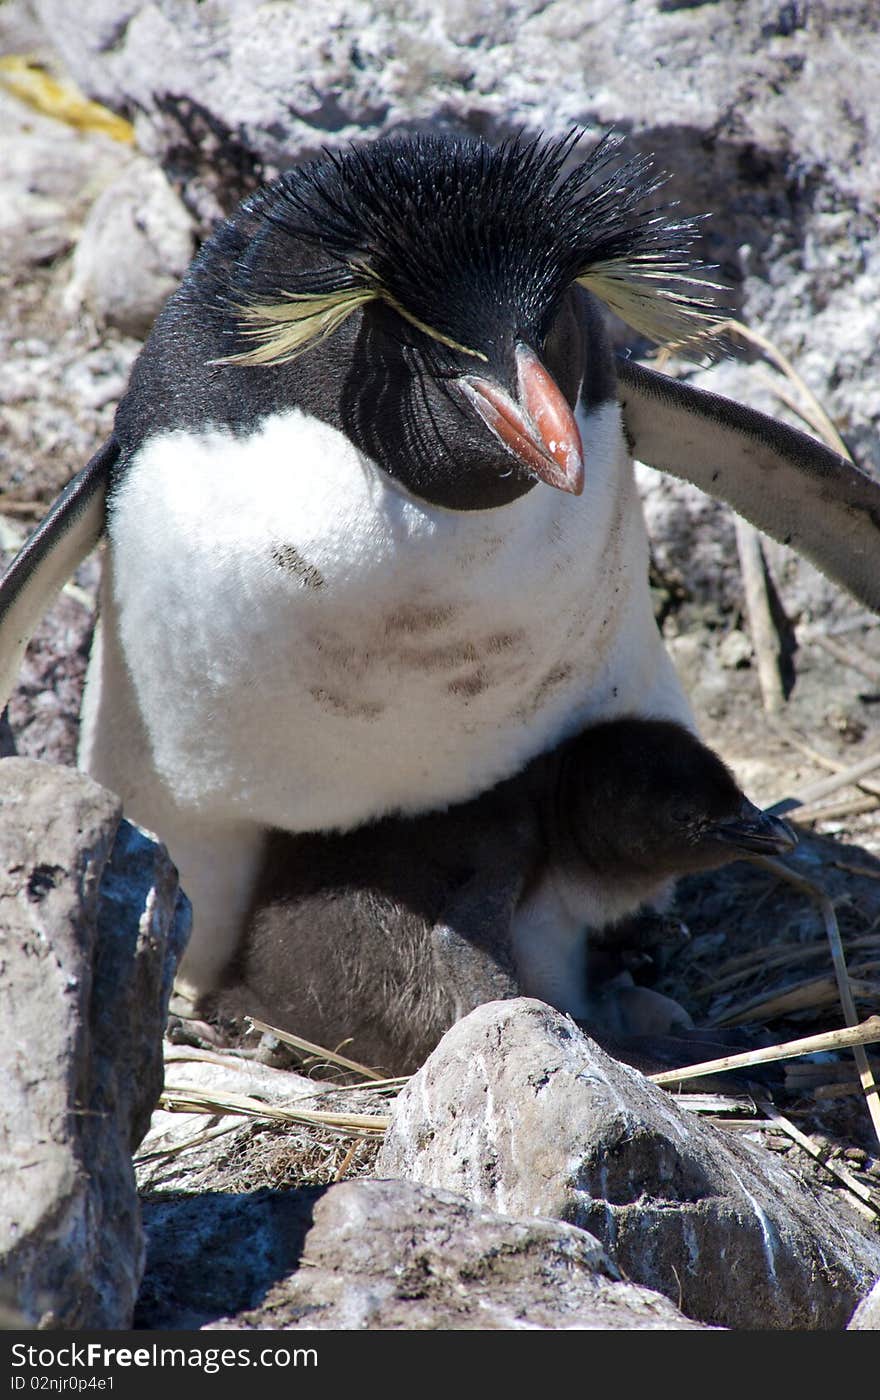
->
96;397;691;836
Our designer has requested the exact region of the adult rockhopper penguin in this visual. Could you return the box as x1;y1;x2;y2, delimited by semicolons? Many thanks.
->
0;130;877;995
78;130;714;993
211;718;797;1075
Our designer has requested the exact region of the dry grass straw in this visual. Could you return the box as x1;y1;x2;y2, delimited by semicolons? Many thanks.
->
664;1092;759;1116
156;1017;402;1147
713;970;879;1023
135;1119;243;1165
756;856;880;1150
692;931;880;1000
699;849;880;1150
780;750;880;814
246;1015;389;1081
158;1083;392;1137
770;724;880;813
755;1101;880;1222
649;1016;880;1088
651;1017;880;1219
713;319;852;459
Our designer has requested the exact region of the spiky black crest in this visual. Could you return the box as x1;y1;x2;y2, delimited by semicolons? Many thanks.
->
228;129;723;366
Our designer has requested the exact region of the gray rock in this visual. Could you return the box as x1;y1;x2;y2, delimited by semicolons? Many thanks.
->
0;758;189;1328
135;1047;711;1328
64;158;196;337
30;0;880;472
377;998;880;1330
0;82;127;274
143;1176;711;1331
717;628;753;671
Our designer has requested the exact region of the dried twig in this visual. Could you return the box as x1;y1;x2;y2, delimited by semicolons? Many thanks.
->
755;1101;880;1220
134;1120;242;1165
693;933;880;1000
833;861;880;881
713;972;878;1024
669;1093;758;1116
734;517;785;714
648;1016;880;1088
809;631;880;688
774;748;880;809
309;1075;409;1094
246;1016;387;1081
164;1045;264;1069
750;856;880;1150
787;795;880;826
333;1138;362;1181
768;747;880;824
770;724;880;799
160;1083;392;1137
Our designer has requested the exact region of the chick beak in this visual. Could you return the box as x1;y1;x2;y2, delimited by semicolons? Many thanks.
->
710;799;798;857
460;343;585;495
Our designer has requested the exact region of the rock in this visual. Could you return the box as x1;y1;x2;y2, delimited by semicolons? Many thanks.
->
31;0;880;474
135;1046;709;1328
64;158;196;337
0;81;127;275
141;1175;711;1331
718;629;753;670
377;999;880;1330
0;758;189;1329
849;1275;880;1330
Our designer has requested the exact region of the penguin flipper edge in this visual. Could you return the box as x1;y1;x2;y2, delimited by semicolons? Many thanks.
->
0;436;115;711
617;358;880;615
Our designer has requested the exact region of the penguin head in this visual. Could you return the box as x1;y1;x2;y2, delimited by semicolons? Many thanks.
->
209;131;721;510
557;718;797;880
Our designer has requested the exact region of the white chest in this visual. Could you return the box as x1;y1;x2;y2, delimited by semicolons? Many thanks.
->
510;866;676;1018
105;401;690;831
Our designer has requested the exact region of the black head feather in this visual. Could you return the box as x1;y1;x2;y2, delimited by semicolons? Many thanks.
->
227;129;723;366
116;130;722;510
551;718;793;880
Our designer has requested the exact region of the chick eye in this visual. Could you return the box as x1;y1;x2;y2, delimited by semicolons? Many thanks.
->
672;807;695;826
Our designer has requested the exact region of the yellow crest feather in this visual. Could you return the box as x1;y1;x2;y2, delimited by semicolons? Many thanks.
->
222;287;378;366
577;260;725;349
223;281;489;367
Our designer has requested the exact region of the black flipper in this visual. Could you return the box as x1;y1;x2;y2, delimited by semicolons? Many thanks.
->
618;358;880;614
0;436;115;707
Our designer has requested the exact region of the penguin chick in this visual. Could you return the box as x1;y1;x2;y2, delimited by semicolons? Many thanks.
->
209;717;795;1074
509;715;796;1018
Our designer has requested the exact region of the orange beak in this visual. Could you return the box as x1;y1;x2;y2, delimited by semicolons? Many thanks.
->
460;343;584;495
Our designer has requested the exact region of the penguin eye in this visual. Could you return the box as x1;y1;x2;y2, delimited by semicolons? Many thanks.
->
671;805;696;827
220;279;489;368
